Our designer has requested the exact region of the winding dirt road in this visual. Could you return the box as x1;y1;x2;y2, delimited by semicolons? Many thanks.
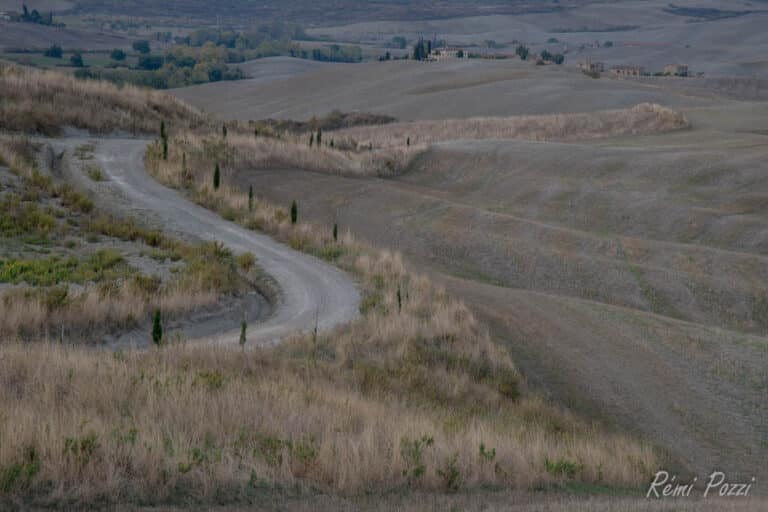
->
55;136;360;346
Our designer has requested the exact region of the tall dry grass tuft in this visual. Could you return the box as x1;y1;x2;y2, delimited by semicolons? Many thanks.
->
0;64;206;135
330;103;690;149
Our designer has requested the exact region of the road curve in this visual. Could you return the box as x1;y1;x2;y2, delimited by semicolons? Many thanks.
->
57;137;360;346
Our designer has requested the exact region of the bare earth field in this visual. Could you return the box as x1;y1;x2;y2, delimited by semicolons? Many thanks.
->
0;19;129;50
173;59;717;122
173;66;768;488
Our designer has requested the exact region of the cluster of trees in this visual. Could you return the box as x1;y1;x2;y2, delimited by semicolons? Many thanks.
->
310;44;362;63
540;50;565;65
172;26;362;64
75;40;244;89
42;45;83;67
412;38;432;61
14;4;63;26
516;44;529;60
178;23;306;49
43;45;63;59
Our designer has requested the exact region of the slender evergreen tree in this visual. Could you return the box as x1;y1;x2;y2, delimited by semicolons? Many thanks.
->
248;185;254;211
152;310;163;345
291;200;298;224
333;223;338;242
214;163;220;190
309;133;314;147
239;318;247;348
222;124;228;139
160;120;166;140
162;137;168;160
316;128;322;146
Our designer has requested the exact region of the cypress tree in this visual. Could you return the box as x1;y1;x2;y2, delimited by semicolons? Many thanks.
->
213;163;220;190
152;310;163;345
222;124;228;139
330;138;334;148
160;120;166;140
181;152;187;180
407;137;410;146
162;137;168;160
291;200;297;224
333;223;338;242
309;133;314;147
248;185;254;211
316;128;322;147
239;319;247;348
397;286;402;313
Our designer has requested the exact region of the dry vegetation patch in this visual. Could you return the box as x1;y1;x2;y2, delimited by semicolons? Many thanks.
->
330;103;690;149
0;136;251;341
0;64;207;135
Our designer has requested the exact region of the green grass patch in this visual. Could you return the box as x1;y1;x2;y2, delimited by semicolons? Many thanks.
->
0;249;132;286
86;165;105;181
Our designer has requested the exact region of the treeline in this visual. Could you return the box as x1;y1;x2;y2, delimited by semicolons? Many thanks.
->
74;40;243;89
308;44;362;63
8;4;64;26
172;25;362;64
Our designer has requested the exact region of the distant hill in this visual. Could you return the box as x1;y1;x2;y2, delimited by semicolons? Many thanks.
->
51;0;590;24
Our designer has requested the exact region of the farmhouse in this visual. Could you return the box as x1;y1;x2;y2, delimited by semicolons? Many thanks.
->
431;47;465;61
664;63;689;77
611;65;646;77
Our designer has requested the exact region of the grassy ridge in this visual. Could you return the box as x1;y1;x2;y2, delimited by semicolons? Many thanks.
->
0;64;207;135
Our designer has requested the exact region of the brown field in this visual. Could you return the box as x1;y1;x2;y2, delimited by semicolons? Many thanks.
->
0;19;128;50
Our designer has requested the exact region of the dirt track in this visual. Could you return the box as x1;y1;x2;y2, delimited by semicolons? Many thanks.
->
52;137;360;347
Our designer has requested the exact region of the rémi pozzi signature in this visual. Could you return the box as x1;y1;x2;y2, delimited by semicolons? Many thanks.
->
647;471;756;498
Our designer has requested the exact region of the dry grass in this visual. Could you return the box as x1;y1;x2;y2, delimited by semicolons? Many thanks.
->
330;103;690;149
159;132;424;179
0;64;207;136
0;303;658;504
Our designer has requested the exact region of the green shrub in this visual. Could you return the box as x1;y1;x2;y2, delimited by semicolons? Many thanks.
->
85;165;105;181
236;252;256;272
545;457;583;479
437;453;461;492
400;435;433;484
0;447;40;493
